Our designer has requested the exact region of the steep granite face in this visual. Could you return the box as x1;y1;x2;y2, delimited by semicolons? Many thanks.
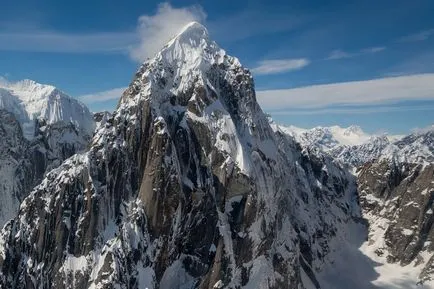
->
0;79;95;227
0;110;29;226
0;109;92;227
0;23;360;289
358;159;434;283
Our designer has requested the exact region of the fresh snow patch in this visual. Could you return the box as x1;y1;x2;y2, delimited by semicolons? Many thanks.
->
401;228;414;236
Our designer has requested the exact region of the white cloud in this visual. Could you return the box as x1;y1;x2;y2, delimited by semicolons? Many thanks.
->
251;58;310;75
0;31;136;53
256;73;434;110
399;29;434;42
269;104;434;115
326;46;385;60
129;2;206;62
0;2;205;57
327;50;353;60
361;46;386;53
78;87;127;104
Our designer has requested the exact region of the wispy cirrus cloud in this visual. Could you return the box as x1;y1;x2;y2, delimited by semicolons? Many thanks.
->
251;58;310;75
326;46;386;60
326;50;353;60
398;29;434;42
0;2;206;62
269;103;434;115
361;46;386;53
0;3;310;61
256;73;434;111
0;31;136;53
78;87;127;104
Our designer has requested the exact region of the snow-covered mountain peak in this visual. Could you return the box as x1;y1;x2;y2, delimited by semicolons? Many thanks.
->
342;125;363;136
328;125;370;146
152;21;230;77
281;125;372;152
4;79;55;95
117;22;272;175
121;22;250;115
0;79;95;139
171;21;209;44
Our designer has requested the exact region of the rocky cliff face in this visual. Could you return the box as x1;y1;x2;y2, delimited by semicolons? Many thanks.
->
357;130;434;284
0;22;362;289
0;109;92;227
0;78;95;227
0;110;29;226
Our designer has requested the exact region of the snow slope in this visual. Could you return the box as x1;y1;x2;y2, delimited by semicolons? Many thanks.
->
281;125;372;148
0;79;95;139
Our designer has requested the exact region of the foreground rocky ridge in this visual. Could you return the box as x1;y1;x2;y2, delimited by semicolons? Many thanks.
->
0;23;362;288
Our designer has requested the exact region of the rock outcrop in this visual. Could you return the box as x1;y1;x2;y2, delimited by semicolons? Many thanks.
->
0;109;92;227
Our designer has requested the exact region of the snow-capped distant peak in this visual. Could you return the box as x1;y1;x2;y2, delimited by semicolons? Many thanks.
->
329;125;370;146
280;125;372;150
4;79;55;94
278;123;433;167
342;125;363;136
0;79;95;139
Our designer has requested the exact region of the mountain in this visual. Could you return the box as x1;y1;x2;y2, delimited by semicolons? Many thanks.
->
357;128;434;285
280;123;434;286
0;78;95;139
0;80;95;227
0;22;432;289
281;124;432;167
0;22;366;289
282;125;373;151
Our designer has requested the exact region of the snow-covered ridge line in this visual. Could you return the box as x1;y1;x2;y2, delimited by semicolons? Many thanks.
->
280;124;401;148
0;78;95;139
277;123;433;166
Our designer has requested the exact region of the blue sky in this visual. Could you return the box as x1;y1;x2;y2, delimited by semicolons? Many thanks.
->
1;0;434;134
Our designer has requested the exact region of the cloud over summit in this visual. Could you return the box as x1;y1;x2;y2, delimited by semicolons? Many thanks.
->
129;2;206;62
